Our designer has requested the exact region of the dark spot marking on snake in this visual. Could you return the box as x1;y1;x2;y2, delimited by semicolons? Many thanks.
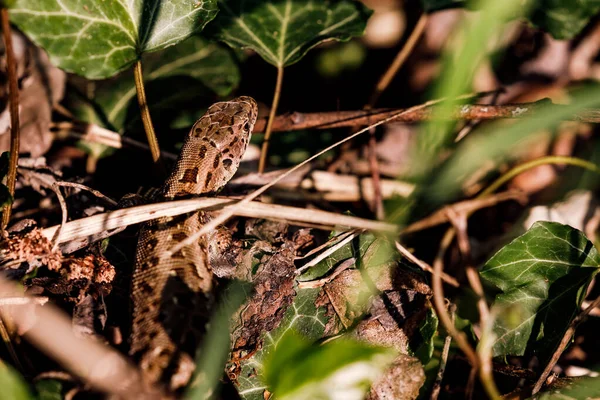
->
145;238;159;249
213;154;220;169
144;256;160;269
147;329;158;340
172;232;187;242
205;172;213;187
199;145;207;159
140;282;154;294
179;167;199;184
222;158;233;170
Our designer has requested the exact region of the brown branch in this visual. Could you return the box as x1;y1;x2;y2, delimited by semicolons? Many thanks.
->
252;101;600;133
1;9;20;229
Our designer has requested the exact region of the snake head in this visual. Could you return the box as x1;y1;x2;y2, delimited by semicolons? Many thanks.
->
163;96;258;198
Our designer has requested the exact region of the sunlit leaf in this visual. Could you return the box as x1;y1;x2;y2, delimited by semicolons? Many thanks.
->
207;0;372;67
10;0;218;78
480;222;600;361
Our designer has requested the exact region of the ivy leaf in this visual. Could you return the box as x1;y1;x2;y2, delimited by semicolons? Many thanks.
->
263;331;395;400
10;0;219;78
527;0;600;40
480;221;600;361
234;288;328;400
207;0;372;68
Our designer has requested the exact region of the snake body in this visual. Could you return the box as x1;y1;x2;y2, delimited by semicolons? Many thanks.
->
129;96;258;390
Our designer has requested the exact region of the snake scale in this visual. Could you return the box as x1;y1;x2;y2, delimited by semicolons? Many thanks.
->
129;96;258;391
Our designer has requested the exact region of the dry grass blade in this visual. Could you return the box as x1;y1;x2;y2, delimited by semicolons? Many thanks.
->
232;169;415;202
296;229;363;274
42;197;397;252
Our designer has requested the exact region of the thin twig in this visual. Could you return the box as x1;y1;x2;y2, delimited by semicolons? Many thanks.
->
532;294;600;395
432;228;479;370
258;66;284;173
368;13;429;106
1;8;20;230
296;230;362;274
402;191;526;234
445;208;500;399
430;303;455;400
296;230;355;261
133;60;164;172
395;241;459;287
297;258;356;289
54;182;118;207
445;208;489;320
49;183;68;250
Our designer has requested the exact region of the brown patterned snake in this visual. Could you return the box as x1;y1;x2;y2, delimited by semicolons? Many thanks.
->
129;96;258;391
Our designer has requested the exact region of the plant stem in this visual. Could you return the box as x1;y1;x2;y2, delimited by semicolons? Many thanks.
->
479;155;600;198
1;8;20;230
258;66;284;174
133;60;163;170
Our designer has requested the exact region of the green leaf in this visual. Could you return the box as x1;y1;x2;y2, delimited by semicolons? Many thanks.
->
0;365;32;400
264;331;395;400
527;0;600;40
480;221;600;361
207;0;372;68
10;0;219;78
411;308;439;364
35;379;62;400
234;288;328;399
96;36;240;131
